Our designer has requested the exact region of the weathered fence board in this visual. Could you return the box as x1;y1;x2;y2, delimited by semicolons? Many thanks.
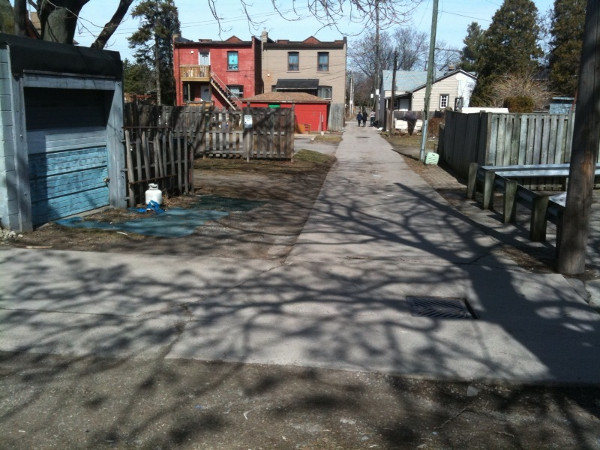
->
439;110;600;190
123;104;295;206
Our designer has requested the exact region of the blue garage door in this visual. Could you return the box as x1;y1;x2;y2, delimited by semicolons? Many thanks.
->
25;88;111;226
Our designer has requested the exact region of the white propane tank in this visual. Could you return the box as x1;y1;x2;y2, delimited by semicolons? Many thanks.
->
145;183;162;205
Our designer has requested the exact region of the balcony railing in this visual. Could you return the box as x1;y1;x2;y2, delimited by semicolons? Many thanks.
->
180;65;210;81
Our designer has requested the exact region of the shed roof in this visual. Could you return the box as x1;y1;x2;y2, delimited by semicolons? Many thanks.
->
381;68;477;93
382;70;439;92
243;92;330;104
0;33;121;79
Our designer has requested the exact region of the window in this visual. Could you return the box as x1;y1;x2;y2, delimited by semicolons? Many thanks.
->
317;52;329;71
288;52;299;71
198;51;210;66
227;51;238;71
439;94;449;109
317;86;332;99
227;85;244;98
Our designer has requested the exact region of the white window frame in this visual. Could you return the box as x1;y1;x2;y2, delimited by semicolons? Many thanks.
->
439;94;449;109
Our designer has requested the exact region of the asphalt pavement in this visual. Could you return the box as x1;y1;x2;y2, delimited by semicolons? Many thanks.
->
2;122;599;386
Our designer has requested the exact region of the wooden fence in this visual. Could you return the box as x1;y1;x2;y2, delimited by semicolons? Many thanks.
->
123;104;295;206
328;103;345;132
439;111;581;189
123;125;195;208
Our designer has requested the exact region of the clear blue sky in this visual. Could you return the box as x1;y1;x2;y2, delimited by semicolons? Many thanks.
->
66;0;555;60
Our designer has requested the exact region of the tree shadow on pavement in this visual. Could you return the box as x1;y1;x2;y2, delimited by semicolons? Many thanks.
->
1;156;600;447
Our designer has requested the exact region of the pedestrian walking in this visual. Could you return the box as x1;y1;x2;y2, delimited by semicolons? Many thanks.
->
357;111;363;127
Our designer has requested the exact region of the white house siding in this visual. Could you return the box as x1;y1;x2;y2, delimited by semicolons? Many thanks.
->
412;73;476;112
456;72;476;107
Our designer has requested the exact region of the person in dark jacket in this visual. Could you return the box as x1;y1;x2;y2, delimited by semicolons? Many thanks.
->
357;111;363;126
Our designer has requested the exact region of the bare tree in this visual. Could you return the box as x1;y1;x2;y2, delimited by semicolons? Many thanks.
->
8;0;133;48
392;27;428;70
434;41;462;72
349;28;429;79
349;30;395;80
5;0;421;50
207;0;422;35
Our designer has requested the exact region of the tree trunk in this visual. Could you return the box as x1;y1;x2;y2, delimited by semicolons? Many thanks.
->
39;0;89;44
155;34;162;105
8;0;23;36
557;0;600;274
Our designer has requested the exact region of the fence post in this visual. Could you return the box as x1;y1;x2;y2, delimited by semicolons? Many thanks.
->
243;107;251;163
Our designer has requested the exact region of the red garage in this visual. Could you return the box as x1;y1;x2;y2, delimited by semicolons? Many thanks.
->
243;92;330;133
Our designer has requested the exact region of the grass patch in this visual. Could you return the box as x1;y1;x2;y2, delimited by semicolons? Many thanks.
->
195;150;335;174
383;133;436;152
312;134;343;144
294;149;336;165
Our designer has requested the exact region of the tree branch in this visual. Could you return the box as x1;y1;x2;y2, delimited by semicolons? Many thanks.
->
91;0;134;49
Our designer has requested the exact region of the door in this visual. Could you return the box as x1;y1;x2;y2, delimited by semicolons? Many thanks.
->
201;85;211;102
199;51;210;66
25;88;111;226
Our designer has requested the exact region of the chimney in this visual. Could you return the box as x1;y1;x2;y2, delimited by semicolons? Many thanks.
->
261;29;268;43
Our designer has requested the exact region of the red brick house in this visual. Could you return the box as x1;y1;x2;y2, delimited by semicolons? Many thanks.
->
173;35;262;109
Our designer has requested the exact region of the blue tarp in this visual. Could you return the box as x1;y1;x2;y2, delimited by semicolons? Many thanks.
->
56;195;263;238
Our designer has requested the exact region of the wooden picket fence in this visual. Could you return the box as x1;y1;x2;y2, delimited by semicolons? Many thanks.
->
123;125;195;207
123;104;295;206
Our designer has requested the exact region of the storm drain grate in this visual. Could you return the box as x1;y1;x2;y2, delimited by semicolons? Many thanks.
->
406;296;478;319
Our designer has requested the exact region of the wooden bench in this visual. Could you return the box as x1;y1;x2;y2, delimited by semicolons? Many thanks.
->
465;163;599;242
467;163;574;208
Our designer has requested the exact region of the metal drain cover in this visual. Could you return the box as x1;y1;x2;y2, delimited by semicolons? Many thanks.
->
406;296;478;319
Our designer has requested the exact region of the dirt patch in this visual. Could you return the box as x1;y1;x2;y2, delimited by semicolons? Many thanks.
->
3;150;335;260
1;352;599;449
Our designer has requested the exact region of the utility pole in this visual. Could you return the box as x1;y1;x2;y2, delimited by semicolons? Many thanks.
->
374;0;380;124
557;0;600;274
389;50;397;133
419;0;438;161
349;73;355;116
